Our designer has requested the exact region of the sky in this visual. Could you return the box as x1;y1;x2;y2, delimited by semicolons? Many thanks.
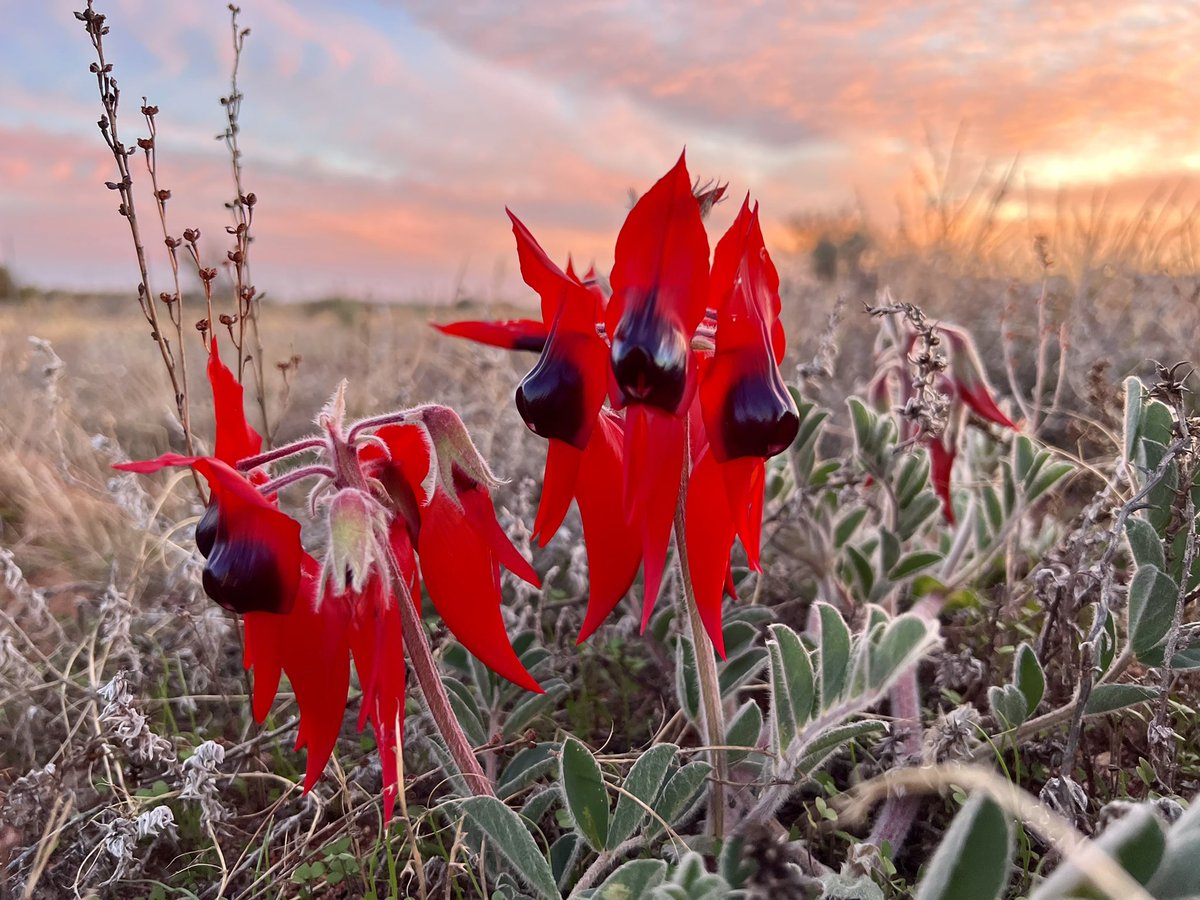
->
2;0;1199;302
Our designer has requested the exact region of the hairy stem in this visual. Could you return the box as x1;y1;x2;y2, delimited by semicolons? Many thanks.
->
386;547;494;798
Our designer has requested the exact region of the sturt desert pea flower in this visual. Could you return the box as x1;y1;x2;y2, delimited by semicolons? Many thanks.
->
873;314;1017;522
116;342;541;817
434;152;799;655
688;196;799;652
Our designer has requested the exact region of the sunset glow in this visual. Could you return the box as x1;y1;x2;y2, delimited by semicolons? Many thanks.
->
3;0;1198;300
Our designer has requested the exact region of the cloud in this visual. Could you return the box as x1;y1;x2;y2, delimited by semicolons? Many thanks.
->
3;1;1198;298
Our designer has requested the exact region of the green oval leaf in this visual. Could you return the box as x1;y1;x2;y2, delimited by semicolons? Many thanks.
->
916;794;1012;900
606;743;677;849
457;796;561;900
560;738;609;852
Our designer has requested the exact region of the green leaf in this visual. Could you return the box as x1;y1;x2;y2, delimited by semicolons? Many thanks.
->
869;614;936;691
645;761;711;837
560;738;609;852
675;637;701;721
1123;376;1145;461
988;683;1028;730
1031;804;1165;899
725;700;763;768
896;452;930;508
443;676;487;747
550;832;581;892
1014;435;1036;482
915;794;1012;900
767;637;796;755
835;507;870;548
817;602;851;709
1126;517;1167;571
848;398;876;458
880;529;902;574
1147;799;1200;898
521;786;560;824
1084;684;1158;716
457;796;561;900
793;719;887;775
504;681;569;739
1028;461;1073;501
898;492;941;540
770;623;815;727
888;550;944;581
1014;643;1045;717
845;544;875;596
595;859;667;899
1128;565;1180;658
606;744;677;849
717;646;768;697
498;743;557;799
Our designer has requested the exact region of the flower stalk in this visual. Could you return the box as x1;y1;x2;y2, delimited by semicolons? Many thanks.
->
385;544;495;797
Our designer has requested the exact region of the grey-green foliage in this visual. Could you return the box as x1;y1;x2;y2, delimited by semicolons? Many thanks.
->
1122;378;1200;670
947;795;1200;900
744;604;937;795
915;794;1012;900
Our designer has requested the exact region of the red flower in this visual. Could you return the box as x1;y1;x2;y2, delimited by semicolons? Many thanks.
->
874;319;1017;523
117;342;541;818
434;152;798;655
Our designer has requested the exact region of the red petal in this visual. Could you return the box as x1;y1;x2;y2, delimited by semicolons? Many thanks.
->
418;490;541;693
959;381;1017;430
282;561;353;791
702;204;797;462
928;438;957;524
685;448;734;657
349;583;406;820
607;151;710;343
431;319;548;353
533;439;582;545
209;337;263;466
243;610;285;722
117;455;304;615
457;477;541;588
509;210;600;332
623;407;685;629
719;456;765;571
576;414;644;643
607;152;710;414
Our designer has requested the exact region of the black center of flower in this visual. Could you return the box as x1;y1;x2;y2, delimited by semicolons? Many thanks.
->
202;536;291;614
515;342;587;447
719;367;800;460
610;292;689;412
195;499;219;558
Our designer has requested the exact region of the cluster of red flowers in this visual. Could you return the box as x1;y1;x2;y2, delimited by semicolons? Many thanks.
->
873;319;1017;521
118;342;541;817
436;152;799;656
